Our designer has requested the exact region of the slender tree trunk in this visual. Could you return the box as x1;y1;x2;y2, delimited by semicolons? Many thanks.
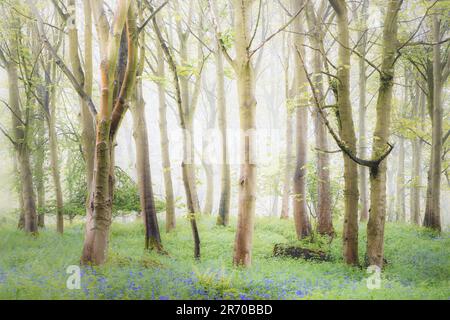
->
152;13;201;259
131;7;162;251
202;158;214;215
34;112;46;228
329;0;359;265
211;2;231;226
179;32;201;216
410;83;423;225
131;80;162;251
280;25;291;221
7;61;38;234
367;0;402;268
18;147;38;233
201;88;216;216
78;0;96;261
232;0;257;267
396;136;406;222
357;0;369;222
428;16;443;232
292;0;311;239
156;42;175;232
47;65;64;233
305;1;333;234
201;131;214;216
280;102;293;220
423;84;433;226
14;159;25;229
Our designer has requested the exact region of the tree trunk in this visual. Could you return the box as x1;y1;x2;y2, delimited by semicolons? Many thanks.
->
179;31;201;216
81;0;134;265
152;12;201;259
15;159;25;229
410;83;423;225
47;74;64;234
292;0;311;239
77;0;96;262
329;0;359;266
34;112;46;228
232;0;257;267
357;0;369;222
423;84;433;227
201;87;216;216
201;140;214;216
367;0;402;268
280;104;293;220
427;16;443;232
305;1;333;234
131;80;162;251
156;42;175;232
211;1;231;226
396;136;406;222
216;49;231;225
7;62;38;234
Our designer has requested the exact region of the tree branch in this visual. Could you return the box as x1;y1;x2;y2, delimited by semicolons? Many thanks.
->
250;0;307;58
28;0;98;117
298;49;394;172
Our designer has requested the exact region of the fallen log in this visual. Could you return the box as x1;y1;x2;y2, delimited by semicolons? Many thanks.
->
273;243;331;261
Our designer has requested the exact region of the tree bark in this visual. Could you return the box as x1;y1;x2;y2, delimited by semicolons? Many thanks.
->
74;0;96;261
367;0;402;268
292;0;311;239
357;0;369;222
201;88;216;216
410;82;423;225
155;39;175;232
280;91;293;220
427;16;443;232
131;82;162;250
305;0;333;234
34;110;46;228
7;61;38;234
81;0;134;265
216;45;231;226
47;62;64;233
132;6;162;251
329;0;359;265
232;0;257;267
210;0;231;226
396;136;406;222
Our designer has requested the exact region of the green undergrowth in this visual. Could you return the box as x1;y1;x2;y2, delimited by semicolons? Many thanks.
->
0;215;448;299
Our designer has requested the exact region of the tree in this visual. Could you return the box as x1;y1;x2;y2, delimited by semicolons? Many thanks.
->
329;0;360;265
367;0;402;268
208;0;259;266
280;29;293;220
130;4;162;250
410;80;425;225
0;12;38;234
426;14;446;232
305;0;334;235
356;0;369;222
229;0;258;267
151;2;201;259
292;0;311;239
210;0;231;226
154;15;176;232
201;79;216;216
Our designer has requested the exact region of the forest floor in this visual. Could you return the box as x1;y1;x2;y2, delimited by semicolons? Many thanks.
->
0;215;449;299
